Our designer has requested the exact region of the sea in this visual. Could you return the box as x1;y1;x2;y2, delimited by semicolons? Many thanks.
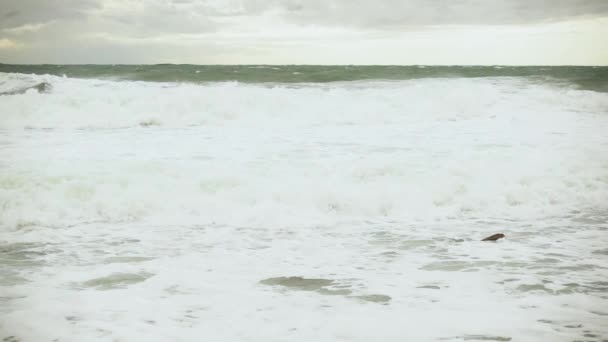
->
1;65;607;342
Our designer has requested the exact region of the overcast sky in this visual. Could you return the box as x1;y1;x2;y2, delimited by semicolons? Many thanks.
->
0;0;607;65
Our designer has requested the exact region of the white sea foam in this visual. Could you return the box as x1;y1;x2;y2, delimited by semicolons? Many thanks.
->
1;73;607;341
1;73;607;228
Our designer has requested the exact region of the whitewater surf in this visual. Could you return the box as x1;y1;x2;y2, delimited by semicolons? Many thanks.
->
1;67;607;342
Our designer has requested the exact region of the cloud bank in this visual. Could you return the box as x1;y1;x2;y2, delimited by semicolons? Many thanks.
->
1;0;607;64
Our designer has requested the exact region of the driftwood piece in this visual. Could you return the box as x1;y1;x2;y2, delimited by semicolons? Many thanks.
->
482;233;505;241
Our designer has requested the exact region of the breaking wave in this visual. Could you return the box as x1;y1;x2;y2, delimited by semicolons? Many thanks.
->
1;72;607;229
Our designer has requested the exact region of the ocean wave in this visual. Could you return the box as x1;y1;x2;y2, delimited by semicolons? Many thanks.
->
0;73;606;130
1;65;607;91
1;73;607;229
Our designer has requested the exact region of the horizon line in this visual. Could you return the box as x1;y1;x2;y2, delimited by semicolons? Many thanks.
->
1;63;606;67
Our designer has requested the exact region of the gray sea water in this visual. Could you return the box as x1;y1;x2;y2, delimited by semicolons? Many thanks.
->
1;64;607;92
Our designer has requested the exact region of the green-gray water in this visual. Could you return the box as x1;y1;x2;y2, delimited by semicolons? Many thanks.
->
1;64;607;92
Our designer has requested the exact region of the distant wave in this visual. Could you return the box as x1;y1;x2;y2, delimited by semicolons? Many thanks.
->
0;72;606;130
0;64;607;92
0;81;52;95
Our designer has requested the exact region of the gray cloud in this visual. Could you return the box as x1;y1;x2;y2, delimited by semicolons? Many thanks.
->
266;0;608;27
0;0;606;64
3;0;608;32
1;0;217;35
104;1;229;34
0;0;100;29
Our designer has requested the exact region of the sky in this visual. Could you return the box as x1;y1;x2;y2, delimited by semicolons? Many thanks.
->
0;0;607;65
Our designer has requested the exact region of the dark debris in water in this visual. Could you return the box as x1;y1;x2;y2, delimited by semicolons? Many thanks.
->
481;233;505;241
139;119;161;127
